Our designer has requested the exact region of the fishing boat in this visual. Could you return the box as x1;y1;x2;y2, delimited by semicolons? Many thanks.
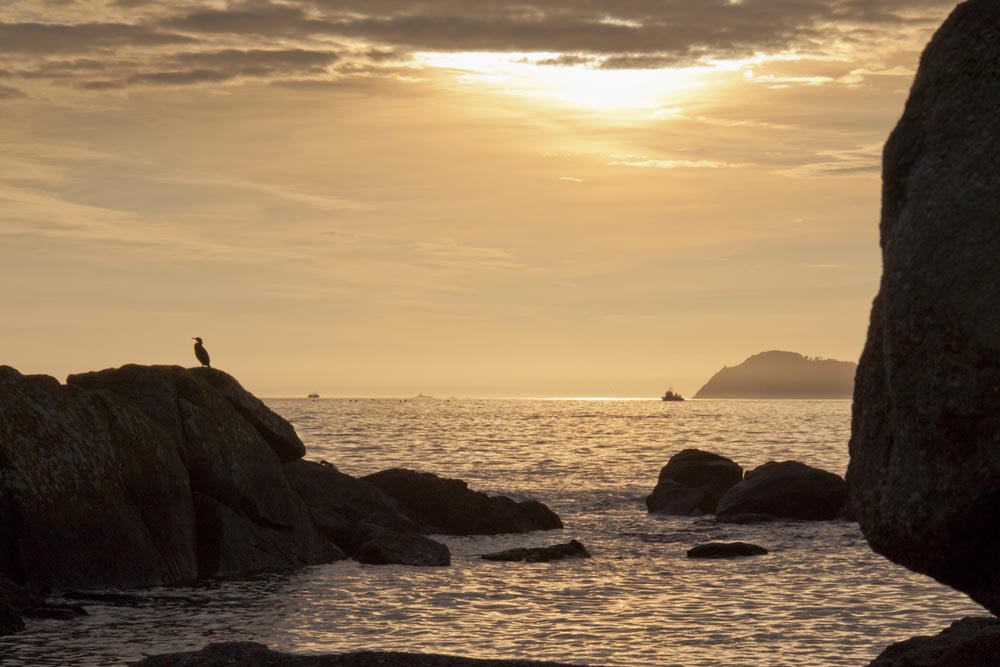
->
308;393;320;399
661;388;684;402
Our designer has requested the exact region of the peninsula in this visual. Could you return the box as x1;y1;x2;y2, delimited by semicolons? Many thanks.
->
693;350;857;399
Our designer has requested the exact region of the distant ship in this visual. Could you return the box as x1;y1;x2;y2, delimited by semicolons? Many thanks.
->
661;388;685;402
308;393;320;399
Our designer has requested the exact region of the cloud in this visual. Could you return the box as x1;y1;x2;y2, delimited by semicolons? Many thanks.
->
0;21;194;54
781;143;883;177
612;157;750;169
0;83;26;99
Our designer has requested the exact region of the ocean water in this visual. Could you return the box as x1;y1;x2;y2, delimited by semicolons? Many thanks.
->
0;399;985;666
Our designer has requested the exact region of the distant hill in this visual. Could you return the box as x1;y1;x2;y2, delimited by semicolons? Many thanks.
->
694;350;857;399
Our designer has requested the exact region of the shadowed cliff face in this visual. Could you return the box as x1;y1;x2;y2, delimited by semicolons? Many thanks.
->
847;0;1000;615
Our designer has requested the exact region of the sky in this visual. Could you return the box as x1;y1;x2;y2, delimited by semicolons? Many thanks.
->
0;0;958;397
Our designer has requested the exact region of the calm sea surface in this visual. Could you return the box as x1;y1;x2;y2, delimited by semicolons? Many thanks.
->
0;399;986;666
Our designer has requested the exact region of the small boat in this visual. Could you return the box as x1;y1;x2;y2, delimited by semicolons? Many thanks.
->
661;388;684;402
307;393;320;399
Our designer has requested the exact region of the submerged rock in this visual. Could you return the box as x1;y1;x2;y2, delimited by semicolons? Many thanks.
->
867;617;1000;667
360;469;563;535
646;449;743;515
846;0;1000;615
686;542;768;559
717;461;846;521
133;641;595;666
481;540;590;563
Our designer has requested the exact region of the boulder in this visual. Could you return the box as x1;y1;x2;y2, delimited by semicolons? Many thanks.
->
686;542;768;559
0;600;21;636
846;0;1000;615
360;469;562;535
68;365;335;578
0;366;198;589
481;540;590;563
133;641;593;666
283;459;424;550
716;461;846;520
867;617;1000;667
646;449;743;515
349;522;450;567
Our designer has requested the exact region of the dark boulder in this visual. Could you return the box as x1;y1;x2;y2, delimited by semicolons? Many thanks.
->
482;540;590;563
133;641;594;666
867;617;1000;667
360;469;562;535
646;449;743;515
68;365;335;578
717;461;846;521
0;366;198;589
686;542;768;559
284;459;424;550
349;522;450;567
0;600;21;636
847;0;1000;615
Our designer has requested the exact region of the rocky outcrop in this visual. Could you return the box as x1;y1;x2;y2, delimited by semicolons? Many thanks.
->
0;366;198;589
645;449;743;515
694;350;856;399
0;364;342;599
846;0;1000;616
67;365;335;578
481;540;590;563
360;469;563;535
133;641;595;666
867;617;1000;667
717;461;846;520
686;542;768;559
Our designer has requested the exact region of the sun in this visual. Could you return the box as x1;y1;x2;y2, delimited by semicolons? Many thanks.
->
416;52;714;114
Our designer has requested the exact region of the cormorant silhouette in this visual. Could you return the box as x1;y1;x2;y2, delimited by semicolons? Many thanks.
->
192;337;211;368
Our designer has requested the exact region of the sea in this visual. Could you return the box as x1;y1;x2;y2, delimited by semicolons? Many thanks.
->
0;398;986;667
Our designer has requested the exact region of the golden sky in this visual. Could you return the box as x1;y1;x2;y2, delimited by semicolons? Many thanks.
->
0;0;956;397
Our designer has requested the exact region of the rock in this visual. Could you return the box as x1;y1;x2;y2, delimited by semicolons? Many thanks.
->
132;641;592;666
0;599;22;636
867;617;1000;667
349;522;451;567
0;366;198;589
283;459;424;550
846;0;1000;615
646;449;743;515
686;542;768;559
22;603;88;620
717;461;846;521
68;365;335;578
481;540;590;563
360;469;562;535
693;350;856;399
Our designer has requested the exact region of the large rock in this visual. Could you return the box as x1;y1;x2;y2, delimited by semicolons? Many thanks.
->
360;469;563;535
686;542;768;559
133;641;595;666
481;540;590;563
283;459;424;550
716;461;846;520
645;449;743;515
350;522;450;567
846;0;1000;615
0;366;198;589
867;617;1000;667
68;366;334;578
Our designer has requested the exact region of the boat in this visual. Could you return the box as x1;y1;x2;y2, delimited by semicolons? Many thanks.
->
661;388;684;402
307;393;320;399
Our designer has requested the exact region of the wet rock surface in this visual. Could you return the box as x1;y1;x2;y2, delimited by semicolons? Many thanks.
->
132;642;595;666
360;468;563;535
717;461;846;521
686;542;768;559
847;0;1000;615
481;540;590;563
646;449;743;515
350;522;451;567
867;617;1000;667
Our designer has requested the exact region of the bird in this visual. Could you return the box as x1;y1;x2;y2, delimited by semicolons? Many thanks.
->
192;337;211;368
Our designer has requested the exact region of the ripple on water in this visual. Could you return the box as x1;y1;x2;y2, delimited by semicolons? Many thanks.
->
0;399;985;666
